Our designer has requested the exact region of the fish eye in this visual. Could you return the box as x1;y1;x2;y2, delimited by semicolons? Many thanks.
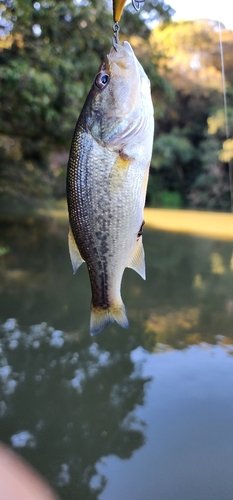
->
94;72;110;90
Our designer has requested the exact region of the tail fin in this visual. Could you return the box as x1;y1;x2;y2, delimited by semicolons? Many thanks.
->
90;301;129;336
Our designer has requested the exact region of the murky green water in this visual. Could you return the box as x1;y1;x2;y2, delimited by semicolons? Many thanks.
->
0;217;233;500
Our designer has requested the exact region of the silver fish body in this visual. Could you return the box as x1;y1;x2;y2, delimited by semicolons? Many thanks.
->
67;41;154;335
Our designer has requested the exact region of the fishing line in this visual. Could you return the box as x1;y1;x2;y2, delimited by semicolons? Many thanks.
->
218;20;233;211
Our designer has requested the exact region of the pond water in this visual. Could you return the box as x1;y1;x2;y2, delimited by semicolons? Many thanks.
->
0;216;233;500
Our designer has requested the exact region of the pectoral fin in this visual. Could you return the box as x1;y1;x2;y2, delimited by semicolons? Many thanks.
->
127;236;146;280
68;227;84;274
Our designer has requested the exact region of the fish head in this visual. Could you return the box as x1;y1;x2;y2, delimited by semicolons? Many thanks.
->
86;41;153;150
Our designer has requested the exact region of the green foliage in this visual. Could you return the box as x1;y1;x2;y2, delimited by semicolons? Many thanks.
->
147;183;183;207
148;128;198;207
120;0;174;40
147;20;233;210
187;104;233;211
0;0;113;147
0;7;233;211
151;129;195;170
0;246;9;256
159;190;183;208
189;137;231;211
0;0;172;206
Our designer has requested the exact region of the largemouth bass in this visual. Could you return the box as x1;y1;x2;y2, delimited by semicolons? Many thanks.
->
67;41;154;336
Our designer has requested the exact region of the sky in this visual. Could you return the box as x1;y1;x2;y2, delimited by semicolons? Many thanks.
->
170;0;233;31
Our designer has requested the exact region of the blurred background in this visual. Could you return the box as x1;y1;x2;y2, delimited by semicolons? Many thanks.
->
0;0;233;214
1;2;233;500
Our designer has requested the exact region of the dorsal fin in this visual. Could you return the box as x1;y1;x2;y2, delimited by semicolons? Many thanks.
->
127;236;145;280
68;226;84;274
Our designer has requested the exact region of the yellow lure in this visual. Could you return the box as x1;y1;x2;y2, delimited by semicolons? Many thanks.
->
113;0;128;22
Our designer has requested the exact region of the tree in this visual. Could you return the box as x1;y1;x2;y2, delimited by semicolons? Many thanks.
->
0;0;172;208
188;107;233;210
147;20;233;209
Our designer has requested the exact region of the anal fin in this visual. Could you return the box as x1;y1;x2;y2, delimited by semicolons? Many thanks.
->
127;236;146;280
68;226;84;274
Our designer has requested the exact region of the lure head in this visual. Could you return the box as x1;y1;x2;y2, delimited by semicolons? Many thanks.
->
113;0;128;22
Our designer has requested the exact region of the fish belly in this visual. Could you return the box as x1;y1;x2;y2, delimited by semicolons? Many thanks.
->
67;125;147;334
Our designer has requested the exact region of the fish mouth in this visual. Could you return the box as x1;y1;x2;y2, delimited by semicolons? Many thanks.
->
109;41;134;66
96;42;139;83
106;41;138;79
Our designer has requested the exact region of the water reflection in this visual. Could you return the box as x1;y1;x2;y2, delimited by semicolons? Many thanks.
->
1;217;233;348
1;217;233;499
98;345;233;500
0;319;149;499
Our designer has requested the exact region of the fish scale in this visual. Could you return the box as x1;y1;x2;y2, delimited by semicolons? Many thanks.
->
66;41;154;335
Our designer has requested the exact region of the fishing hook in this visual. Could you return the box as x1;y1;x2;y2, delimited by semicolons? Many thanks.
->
112;0;144;49
132;0;145;12
112;22;120;50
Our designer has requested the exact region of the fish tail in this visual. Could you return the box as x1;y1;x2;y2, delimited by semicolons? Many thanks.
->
90;301;129;336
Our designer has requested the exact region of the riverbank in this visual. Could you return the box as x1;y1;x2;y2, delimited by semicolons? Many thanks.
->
2;202;233;241
144;208;233;241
